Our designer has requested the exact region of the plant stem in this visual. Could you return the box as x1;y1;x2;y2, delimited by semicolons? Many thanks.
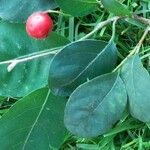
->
2;15;150;72
45;10;71;17
0;47;60;65
79;16;120;41
133;14;150;26
134;26;150;54
1;46;60;72
113;26;150;72
4;16;119;72
111;17;119;41
7;49;60;72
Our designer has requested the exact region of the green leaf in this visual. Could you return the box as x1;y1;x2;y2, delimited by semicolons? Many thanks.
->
121;55;150;122
0;96;5;103
0;88;67;150
0;0;57;22
64;73;127;137
77;144;100;150
125;18;146;29
101;0;131;16
55;0;97;16
49;40;117;96
0;22;69;97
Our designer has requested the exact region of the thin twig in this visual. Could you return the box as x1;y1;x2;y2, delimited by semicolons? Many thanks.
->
45;10;71;17
134;26;150;54
133;14;150;26
113;26;150;72
3;15;150;72
111;17;120;40
79;16;120;41
5;16;119;72
7;49;60;72
0;47;61;66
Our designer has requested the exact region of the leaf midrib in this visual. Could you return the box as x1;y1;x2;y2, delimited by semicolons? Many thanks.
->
59;41;113;88
76;73;118;128
22;90;50;150
130;56;137;101
93;74;119;112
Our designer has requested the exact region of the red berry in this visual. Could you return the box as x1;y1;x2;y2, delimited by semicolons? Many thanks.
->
26;12;53;39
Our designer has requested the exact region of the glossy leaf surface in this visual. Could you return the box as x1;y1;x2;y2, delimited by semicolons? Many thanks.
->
0;88;67;150
0;22;69;97
49;40;117;96
0;0;57;22
65;73;127;137
55;0;97;16
121;55;150;122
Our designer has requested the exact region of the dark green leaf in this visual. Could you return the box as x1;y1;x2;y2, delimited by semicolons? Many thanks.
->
0;22;69;97
121;55;150;122
0;0;57;22
101;0;131;16
55;0;97;16
64;73;127;137
49;40;117;96
0;88;67;150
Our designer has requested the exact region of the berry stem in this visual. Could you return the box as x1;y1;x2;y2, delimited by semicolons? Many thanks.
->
45;10;71;17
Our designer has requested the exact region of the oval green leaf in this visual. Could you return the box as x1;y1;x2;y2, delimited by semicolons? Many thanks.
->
64;73;127;137
49;40;117;96
101;0;131;16
0;22;69;97
55;0;97;16
121;55;150;122
0;88;67;150
0;0;57;22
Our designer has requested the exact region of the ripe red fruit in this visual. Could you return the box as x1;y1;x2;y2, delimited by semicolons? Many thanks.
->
26;12;53;39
